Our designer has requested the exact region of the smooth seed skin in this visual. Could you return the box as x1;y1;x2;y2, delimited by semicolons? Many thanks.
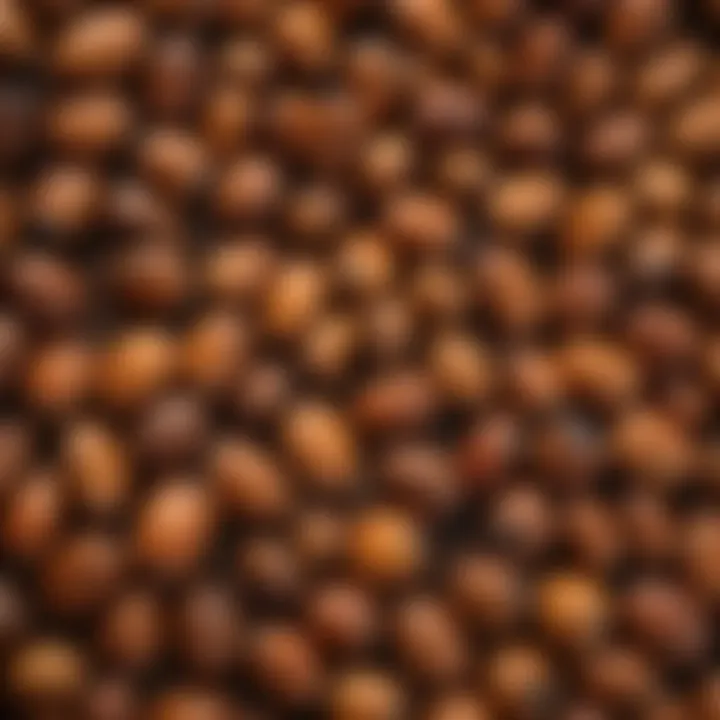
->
0;1;717;718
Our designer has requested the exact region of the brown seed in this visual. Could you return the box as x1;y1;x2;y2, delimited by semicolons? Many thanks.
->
97;328;176;410
612;409;690;486
0;578;28;653
3;470;63;561
32;164;103;236
429;333;492;406
489;484;554;559
394;596;466;685
48;91;132;157
583;646;657;712
0;314;26;393
558;340;638;410
485;645;553;717
447;553;523;632
202;85;255;156
211;438;289;522
411;264;468;324
53;7;146;79
561;499;620;573
149;688;233;720
605;0;673;53
294;508;346;572
136;394;208;468
42;532;124;617
384;192;458;253
457;414;519;490
671;94;720;160
282;401;358;493
536;573;607;648
621;492;675;564
25;340;91;416
176;584;241;676
10;252;86;330
621;579;708;663
100;590;163;671
135;480;214;578
425;693;490;720
9;639;86;703
561;186;632;257
488;172;564;236
306;582;378;655
85;677;138;720
357;133;414;197
563;49;618;119
215;155;282;223
237;536;302;604
273;1;336;73
682;514;720;600
380;442;457;517
330;670;406;720
111;240;190;317
334;231;395;300
182;311;250;395
234;362;294;426
347;507;424;586
354;371;435;434
263;260;326;339
203;238;275;307
634;42;705;110
63;421;129;517
138;128;208;199
250;624;323;706
301;314;357;381
143;35;204;122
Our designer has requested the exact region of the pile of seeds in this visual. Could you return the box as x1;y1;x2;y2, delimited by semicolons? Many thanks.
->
0;1;718;718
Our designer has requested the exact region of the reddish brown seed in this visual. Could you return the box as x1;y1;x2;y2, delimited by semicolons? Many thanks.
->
85;677;138;720
3;470;63;562
485;645;553;717
42;532;124;617
488;172;564;237
429;333;492;406
100;590;163;671
138;128;208;199
97;328;176;410
347;507;425;586
203;238;275;307
134;480;214;578
330;670;406;720
250;624;324;706
393;596;467;685
176;584;241;676
211;438;290;522
31;164;103;236
380;443;458;517
457;414;519;491
536;573;608;648
282;401;358;494
25;340;91;416
149;688;234;720
294;508;346;572
9;639;86;704
447;553;523;632
354;371;435;434
273;1;336;73
425;693;490;720
611;409;690;487
215;155;282;223
561;186;632;257
53;7;147;80
63;421;130;517
182;311;250;395
583;645;657;712
306;582;378;655
48;91;132;157
236;536;302;604
263;260;326;339
383;192;458;253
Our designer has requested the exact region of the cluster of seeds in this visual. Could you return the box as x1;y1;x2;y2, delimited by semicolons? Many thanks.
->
0;0;719;719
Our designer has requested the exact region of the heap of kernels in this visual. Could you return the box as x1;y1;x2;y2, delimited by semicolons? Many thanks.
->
0;1;718;719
